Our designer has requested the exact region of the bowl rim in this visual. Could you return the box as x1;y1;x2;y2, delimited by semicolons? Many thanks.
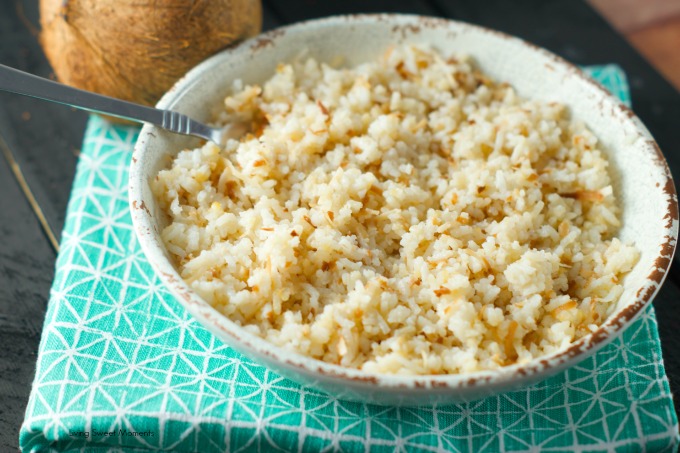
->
129;13;679;391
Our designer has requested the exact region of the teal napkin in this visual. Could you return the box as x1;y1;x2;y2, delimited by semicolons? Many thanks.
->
20;65;679;452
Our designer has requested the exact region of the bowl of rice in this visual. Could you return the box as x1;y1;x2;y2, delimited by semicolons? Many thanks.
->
129;14;678;405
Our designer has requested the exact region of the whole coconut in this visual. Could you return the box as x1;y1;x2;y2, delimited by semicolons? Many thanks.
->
40;0;262;106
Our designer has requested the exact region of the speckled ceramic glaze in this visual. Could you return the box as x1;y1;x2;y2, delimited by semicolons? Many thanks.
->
129;15;678;406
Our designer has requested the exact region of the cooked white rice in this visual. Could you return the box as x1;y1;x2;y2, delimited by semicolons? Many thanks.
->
152;45;639;375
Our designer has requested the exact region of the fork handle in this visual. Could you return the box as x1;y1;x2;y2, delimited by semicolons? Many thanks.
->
0;62;214;141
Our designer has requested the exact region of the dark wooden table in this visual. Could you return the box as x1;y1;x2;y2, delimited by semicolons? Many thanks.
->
1;0;679;450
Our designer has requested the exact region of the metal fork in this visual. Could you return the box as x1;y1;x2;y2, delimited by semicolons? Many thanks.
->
0;64;229;144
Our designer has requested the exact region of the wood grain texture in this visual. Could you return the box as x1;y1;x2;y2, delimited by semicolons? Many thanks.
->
587;0;680;92
629;16;680;92
0;130;55;451
264;0;439;22
588;0;680;32
1;0;680;449
0;0;85;242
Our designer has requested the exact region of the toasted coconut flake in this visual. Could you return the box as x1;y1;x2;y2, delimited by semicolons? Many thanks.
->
562;190;604;202
434;287;451;297
505;321;519;361
552;300;578;315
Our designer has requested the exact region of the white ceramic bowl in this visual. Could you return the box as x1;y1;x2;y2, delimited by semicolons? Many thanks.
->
129;14;678;406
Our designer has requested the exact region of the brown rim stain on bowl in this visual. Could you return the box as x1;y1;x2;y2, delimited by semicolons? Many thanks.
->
131;200;151;217
129;15;680;402
252;28;286;51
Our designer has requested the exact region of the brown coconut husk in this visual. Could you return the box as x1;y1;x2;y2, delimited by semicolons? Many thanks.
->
39;0;262;109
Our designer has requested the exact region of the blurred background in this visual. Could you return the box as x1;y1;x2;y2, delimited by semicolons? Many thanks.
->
589;0;680;89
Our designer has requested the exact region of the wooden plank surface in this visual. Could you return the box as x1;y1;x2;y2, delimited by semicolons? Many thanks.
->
588;0;680;32
580;0;680;109
265;0;439;21
0;1;85;244
1;0;679;449
0;127;56;451
629;16;680;91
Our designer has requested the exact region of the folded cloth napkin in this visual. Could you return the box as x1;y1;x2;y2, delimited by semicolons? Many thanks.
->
20;65;679;452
